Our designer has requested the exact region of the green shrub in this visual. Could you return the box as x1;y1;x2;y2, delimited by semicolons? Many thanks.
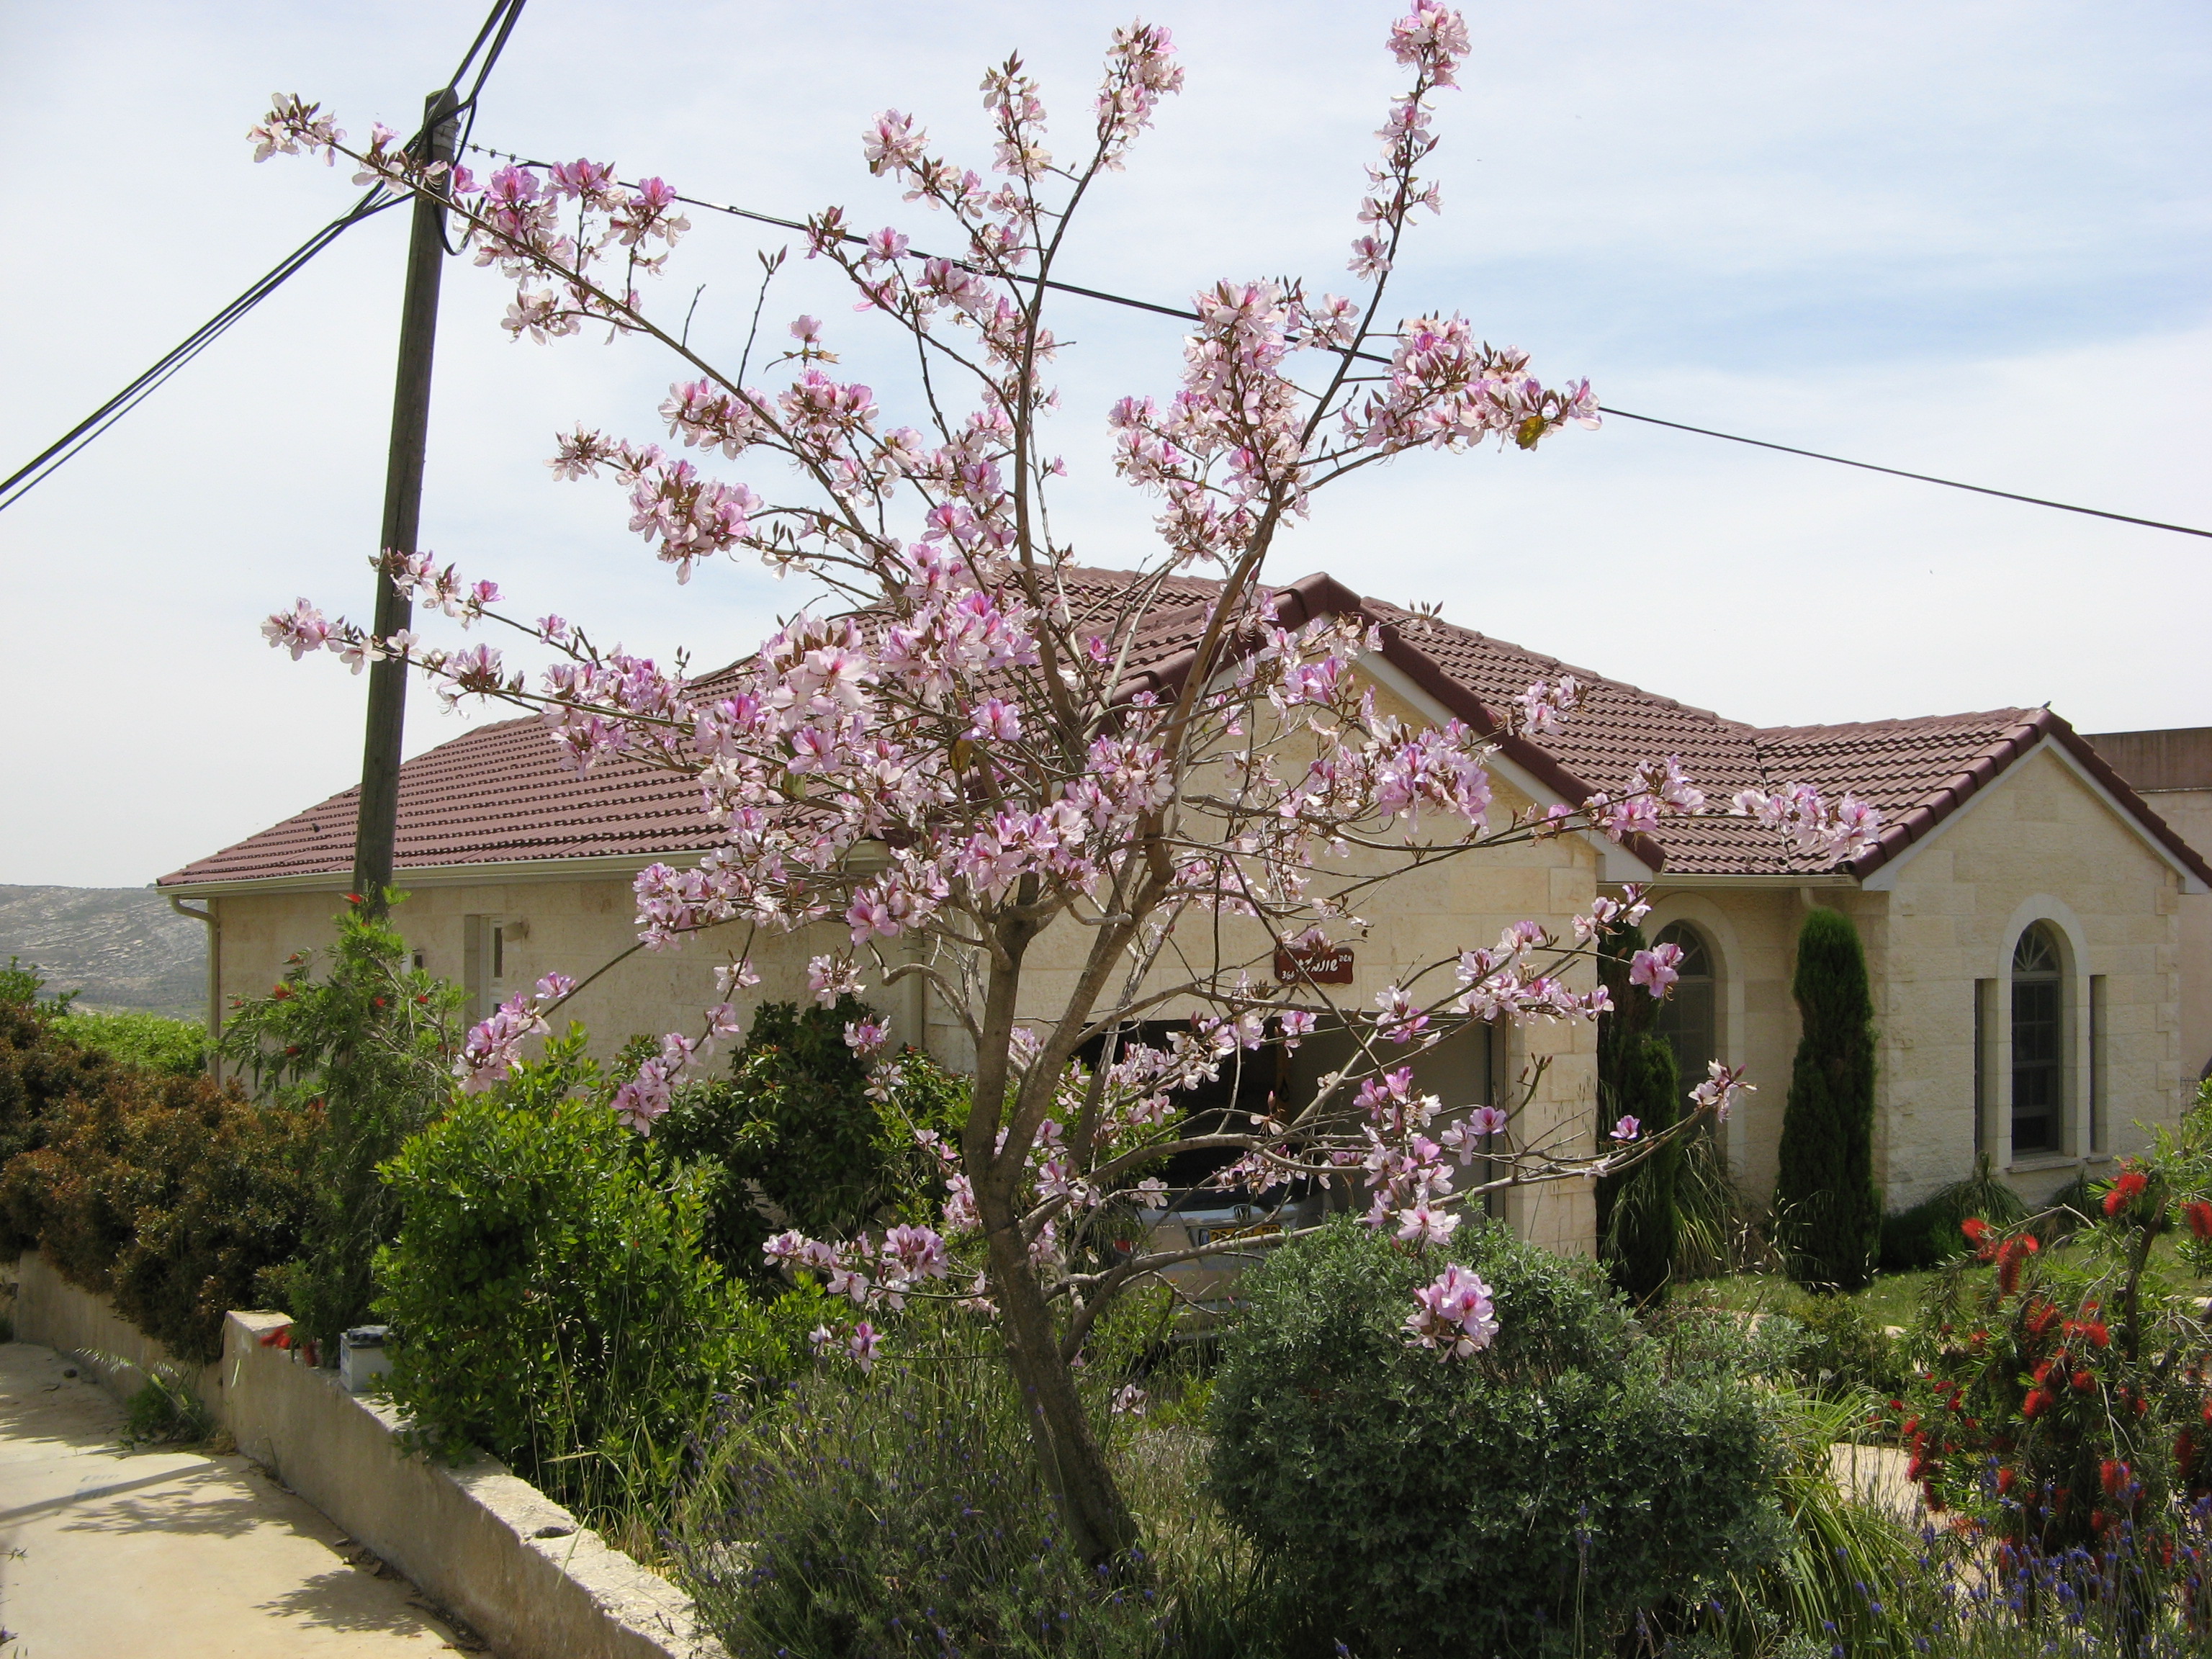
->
653;997;966;1284
54;1009;207;1078
374;1067;781;1527
1599;1033;1683;1305
0;1070;313;1360
1878;1156;2028;1272
218;896;465;1349
1774;908;1881;1291
1779;1292;1905;1400
1208;1218;1786;1657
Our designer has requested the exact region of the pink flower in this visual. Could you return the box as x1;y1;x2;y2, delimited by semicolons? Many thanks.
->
1403;1263;1498;1360
806;955;864;1005
1469;1105;1508;1138
1611;1115;1641;1142
1689;1060;1752;1123
965;698;1022;742
1629;943;1683;999
847;1321;880;1373
844;1019;889;1055
1395;1204;1460;1248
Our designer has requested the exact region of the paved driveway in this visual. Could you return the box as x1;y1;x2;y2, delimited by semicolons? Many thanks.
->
0;1339;475;1657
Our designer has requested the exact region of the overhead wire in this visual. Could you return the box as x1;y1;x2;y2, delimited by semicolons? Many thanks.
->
467;141;2212;544
0;0;529;516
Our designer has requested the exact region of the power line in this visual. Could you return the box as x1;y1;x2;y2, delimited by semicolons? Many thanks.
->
0;189;403;512
469;143;2212;544
0;0;529;516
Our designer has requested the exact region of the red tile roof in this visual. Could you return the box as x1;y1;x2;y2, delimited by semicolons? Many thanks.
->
161;567;2212;891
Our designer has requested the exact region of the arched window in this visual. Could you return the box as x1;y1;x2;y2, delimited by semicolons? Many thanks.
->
1652;921;1717;1097
2010;925;2064;1154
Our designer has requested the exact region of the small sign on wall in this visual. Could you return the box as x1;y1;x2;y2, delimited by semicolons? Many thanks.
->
1274;942;1354;984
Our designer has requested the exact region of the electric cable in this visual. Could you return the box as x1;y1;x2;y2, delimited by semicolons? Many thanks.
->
0;0;529;516
469;143;2212;544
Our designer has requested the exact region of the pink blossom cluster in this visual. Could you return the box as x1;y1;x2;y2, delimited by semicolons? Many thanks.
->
1732;783;1885;861
1403;1262;1498;1359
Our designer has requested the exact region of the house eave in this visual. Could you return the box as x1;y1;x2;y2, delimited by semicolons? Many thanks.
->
158;848;720;900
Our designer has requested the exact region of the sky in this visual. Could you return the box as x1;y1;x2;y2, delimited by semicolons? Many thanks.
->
1;0;2206;888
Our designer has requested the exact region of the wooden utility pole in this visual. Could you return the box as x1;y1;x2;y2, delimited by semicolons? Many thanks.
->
351;88;462;913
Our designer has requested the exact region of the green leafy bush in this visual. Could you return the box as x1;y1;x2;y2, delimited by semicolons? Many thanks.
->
1208;1218;1786;1657
653;997;966;1283
374;1052;781;1524
54;1009;207;1078
218;895;465;1349
0;1069;313;1360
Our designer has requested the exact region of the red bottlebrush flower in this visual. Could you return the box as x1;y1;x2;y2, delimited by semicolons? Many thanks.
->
1961;1216;1996;1258
371;996;385;1008
2179;1431;2198;1475
2082;1320;2110;1349
2092;1511;2110;1535
2102;1460;2126;1497
2073;1370;2095;1393
1997;1234;2038;1295
2023;1390;2048;1419
272;985;292;999
2105;1169;2149;1217
2188;1200;2212;1240
1997;1466;2018;1496
302;1340;318;1368
2026;1300;2061;1337
1907;1454;1927;1480
1903;1416;1921;1437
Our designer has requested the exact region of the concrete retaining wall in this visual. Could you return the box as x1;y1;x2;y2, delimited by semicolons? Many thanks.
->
10;1251;724;1659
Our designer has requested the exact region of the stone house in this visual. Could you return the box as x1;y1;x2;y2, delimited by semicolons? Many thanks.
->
161;567;2210;1253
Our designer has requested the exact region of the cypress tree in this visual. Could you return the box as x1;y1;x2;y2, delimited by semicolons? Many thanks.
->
1773;906;1881;1291
1600;1033;1683;1305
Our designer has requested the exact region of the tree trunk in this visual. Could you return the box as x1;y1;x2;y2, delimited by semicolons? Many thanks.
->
984;1206;1138;1565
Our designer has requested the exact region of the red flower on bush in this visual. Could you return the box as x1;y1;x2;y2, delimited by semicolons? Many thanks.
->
2186;1199;2212;1239
1961;1215;1996;1258
1996;1234;2038;1295
2105;1169;2149;1217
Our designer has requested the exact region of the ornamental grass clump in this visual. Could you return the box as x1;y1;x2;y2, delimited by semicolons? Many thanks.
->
1208;1217;1789;1657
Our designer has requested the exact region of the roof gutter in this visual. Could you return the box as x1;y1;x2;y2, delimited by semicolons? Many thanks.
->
166;894;220;1079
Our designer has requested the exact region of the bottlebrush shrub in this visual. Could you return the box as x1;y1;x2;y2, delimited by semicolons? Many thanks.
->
1208;1218;1787;1655
0;1069;313;1360
1897;1144;2212;1568
373;1061;781;1492
651;997;968;1285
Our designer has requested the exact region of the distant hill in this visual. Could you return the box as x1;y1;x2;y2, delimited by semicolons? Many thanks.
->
0;884;207;1020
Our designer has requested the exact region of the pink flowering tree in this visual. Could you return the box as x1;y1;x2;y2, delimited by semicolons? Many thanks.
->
252;6;1874;1562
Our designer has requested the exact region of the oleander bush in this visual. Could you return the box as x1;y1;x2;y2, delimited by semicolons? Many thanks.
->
217;894;466;1350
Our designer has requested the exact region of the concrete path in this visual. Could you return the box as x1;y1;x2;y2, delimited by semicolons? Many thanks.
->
0;1339;478;1658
